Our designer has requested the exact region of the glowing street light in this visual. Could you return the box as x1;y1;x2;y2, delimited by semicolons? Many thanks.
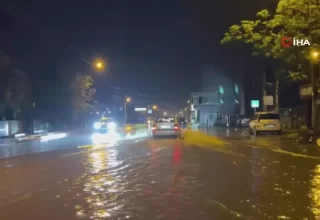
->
152;105;157;110
126;97;131;103
93;59;106;72
82;58;106;71
311;51;319;59
96;62;103;69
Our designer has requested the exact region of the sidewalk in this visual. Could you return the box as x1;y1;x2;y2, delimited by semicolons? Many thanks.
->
0;131;69;144
191;126;302;136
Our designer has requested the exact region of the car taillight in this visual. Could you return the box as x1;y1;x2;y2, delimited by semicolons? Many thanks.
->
152;125;157;130
174;124;179;130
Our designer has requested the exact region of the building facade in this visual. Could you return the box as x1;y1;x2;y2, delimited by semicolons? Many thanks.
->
190;83;244;126
190;89;221;126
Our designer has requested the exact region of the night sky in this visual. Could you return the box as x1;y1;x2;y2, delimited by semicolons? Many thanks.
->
1;0;290;107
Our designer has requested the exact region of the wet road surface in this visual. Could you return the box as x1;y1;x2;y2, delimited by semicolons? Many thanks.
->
1;128;320;219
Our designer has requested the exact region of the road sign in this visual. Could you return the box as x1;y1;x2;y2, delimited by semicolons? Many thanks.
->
135;108;147;112
263;96;273;106
251;100;259;108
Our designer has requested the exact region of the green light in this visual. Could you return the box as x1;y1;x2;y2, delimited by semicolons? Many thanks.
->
235;84;239;94
219;86;224;94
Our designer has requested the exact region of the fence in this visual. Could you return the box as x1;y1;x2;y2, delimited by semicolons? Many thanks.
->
279;106;306;129
33;120;49;134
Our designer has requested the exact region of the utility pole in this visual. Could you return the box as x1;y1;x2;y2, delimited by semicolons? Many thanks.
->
262;69;267;112
124;101;127;125
311;61;317;130
308;2;317;130
274;72;279;113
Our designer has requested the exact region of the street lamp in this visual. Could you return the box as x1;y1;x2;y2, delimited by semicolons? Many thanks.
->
311;50;320;59
82;58;105;71
124;97;131;125
152;105;157;110
96;61;103;69
310;49;320;129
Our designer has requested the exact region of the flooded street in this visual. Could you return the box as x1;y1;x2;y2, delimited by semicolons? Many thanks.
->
0;129;320;219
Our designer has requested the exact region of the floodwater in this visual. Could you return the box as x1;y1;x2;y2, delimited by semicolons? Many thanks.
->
0;128;320;219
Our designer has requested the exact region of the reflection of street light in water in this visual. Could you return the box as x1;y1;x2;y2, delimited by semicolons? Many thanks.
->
310;165;320;218
77;149;123;219
89;151;106;173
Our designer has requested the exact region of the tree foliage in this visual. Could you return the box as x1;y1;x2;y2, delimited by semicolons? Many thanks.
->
221;0;320;81
0;51;32;119
70;75;96;113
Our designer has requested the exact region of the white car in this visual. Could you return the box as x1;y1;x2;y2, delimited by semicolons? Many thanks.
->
249;112;281;135
152;116;181;138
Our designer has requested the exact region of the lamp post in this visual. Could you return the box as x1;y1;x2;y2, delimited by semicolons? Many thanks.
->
186;100;191;123
311;50;319;130
124;97;131;125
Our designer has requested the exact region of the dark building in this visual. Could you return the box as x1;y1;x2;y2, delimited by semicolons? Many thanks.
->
190;68;244;126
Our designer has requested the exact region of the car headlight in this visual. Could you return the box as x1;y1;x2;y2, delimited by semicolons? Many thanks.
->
93;122;101;129
107;122;116;130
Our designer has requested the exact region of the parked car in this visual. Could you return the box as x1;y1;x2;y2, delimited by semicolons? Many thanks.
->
236;115;250;127
249;112;281;135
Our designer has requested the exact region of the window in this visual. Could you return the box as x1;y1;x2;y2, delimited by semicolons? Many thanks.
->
258;113;280;120
219;86;224;94
235;84;239;94
157;117;175;123
192;96;197;104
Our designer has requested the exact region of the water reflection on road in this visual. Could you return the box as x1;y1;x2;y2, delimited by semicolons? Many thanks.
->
311;165;320;217
2;129;320;219
70;139;320;219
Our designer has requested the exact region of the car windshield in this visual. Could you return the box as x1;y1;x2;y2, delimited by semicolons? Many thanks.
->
259;113;279;120
157;117;175;123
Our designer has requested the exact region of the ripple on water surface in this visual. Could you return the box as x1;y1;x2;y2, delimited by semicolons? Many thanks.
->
58;139;320;220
